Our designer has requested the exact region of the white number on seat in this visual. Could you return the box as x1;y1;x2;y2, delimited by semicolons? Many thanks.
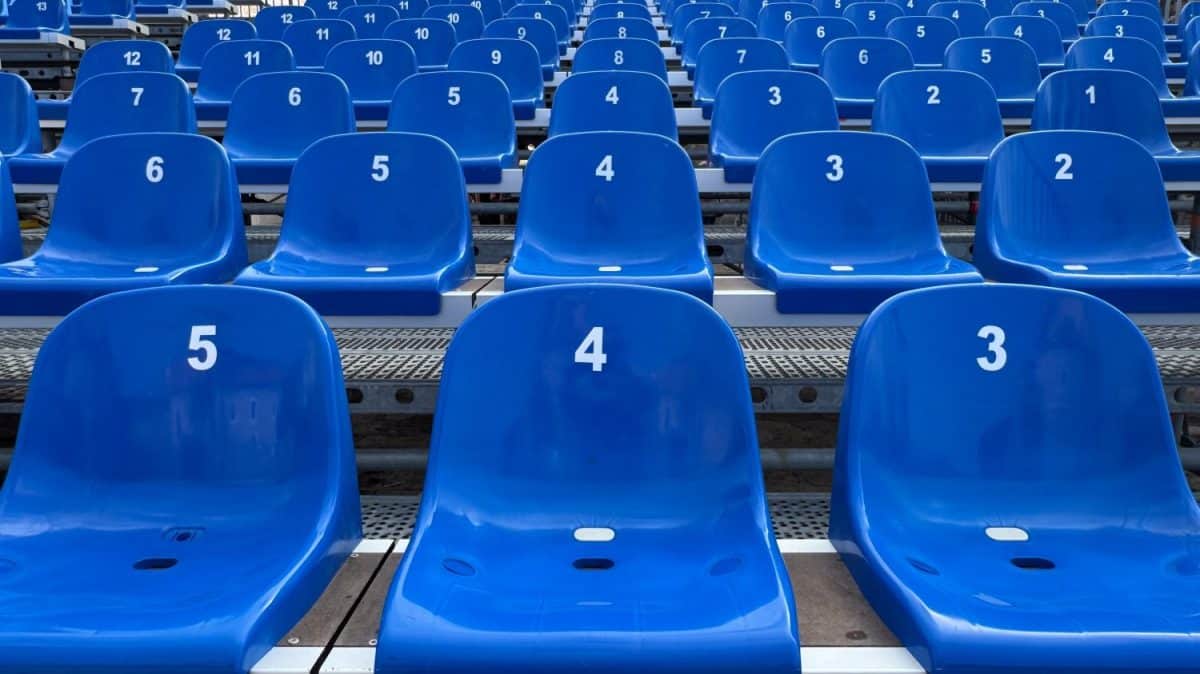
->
768;85;782;105
364;11;376;22
718;24;728;37
124;50;141;66
366;49;384;65
1085;84;1095;104
916;23;926;37
244;50;260;65
328;0;337;8
976;325;1006;372
145;156;164;183
867;8;876;19
613;49;625;64
951;8;960;18
574;326;607;372
1054;153;1073;180
605;85;619;104
1013;24;1023;37
784;9;792;19
491;49;502;64
288;87;302;106
816;24;826;37
188;325;218;371
858;48;869;64
130;86;144;106
281;11;293;23
447;85;461;105
926;84;940;104
517;25;526;38
217;27;231;40
980;47;991;63
1103;47;1115;62
1115;23;1124;36
825;154;843;182
371;155;389;182
617;25;627;37
736;48;747;63
595;154;615;181
447;11;459;23
414;26;430;39
316;27;330;40
37;1;46;9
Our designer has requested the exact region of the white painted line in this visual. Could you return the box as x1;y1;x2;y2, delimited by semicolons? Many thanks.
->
319;646;376;673
985;527;1029;542
353;539;393;554
778;539;837;553
251;646;325;674
801;646;925;674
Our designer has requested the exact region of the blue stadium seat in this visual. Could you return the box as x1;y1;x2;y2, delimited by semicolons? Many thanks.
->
235;133;474;315
448;37;543;118
694;36;789;114
739;0;767;20
830;281;1200;674
38;38;175;120
885;15;959;65
746;132;980;312
945;35;1041;111
591;1;652;20
1085;14;1168;59
340;4;401;37
671;2;735;43
758;2;818;41
1188;41;1200;93
70;0;134;26
507;2;569;51
710;70;839;181
282;18;356;67
928;1;989;36
1014;0;1080;38
383;17;456;68
515;0;574;22
506;132;713;301
548;70;677;138
194;40;295;121
986;15;1065;64
374;283;798;674
9;72;195;186
1098;0;1163;22
873;69;1003;182
223;71;355;186
324;38;417;119
449;0;501;22
976;0;1013;15
305;0;354;18
1183;13;1200;56
681;16;756;73
483;16;558;79
0;281;358;670
386;0;429;17
176;18;256;82
1066;34;1171;97
572;36;669;80
888;0;933;14
0;0;68;38
255;5;317;40
584;15;660;41
423;3;483;39
388;70;516;182
819;36;914;117
1179;0;1200;29
0;161;20;262
784;15;857;69
0;134;246;314
814;0;861;15
0;73;41;157
843;1;903;36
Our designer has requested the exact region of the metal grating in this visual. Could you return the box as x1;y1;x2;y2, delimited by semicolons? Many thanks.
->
341;353;445;382
361;495;422;539
745;354;849;381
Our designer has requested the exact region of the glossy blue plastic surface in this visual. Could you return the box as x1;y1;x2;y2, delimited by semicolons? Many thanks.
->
388;70;516;182
1098;0;1163;21
8;72;195;186
815;0;861;16
889;0;933;14
873;69;1003;182
176;19;257;81
928;1;989;36
746;131;980;312
1014;0;1079;38
73;0;134;22
507;132;714;301
449;0;500;21
75;38;174;83
282;18;356;67
339;4;400;37
1180;0;1200;30
584;15;659;41
757;2;817;41
382;18;455;68
516;0;574;22
324;38;416;118
483;17;558;78
235;132;474;315
548;70;676;138
507;2;569;49
0;160;21;262
448;38;542;118
254;5;316;40
830;280;1200;673
0;134;246;314
784;16;856;68
374;282;799;674
423;3;483;39
945;35;1040;106
1184;14;1200;57
1189;41;1200;93
671;2;735;42
306;0;354;18
572;36;668;79
0;73;40;157
1066;34;1171;96
681;16;756;73
885;14;958;64
693;36;787;115
194;39;295;121
975;130;1200;312
1086;14;1168;55
0;282;359;671
986;15;1064;64
819;35;913;116
591;1;651;20
0;0;67;35
843;1;902;36
977;0;1013;15
224;71;355;185
386;0;430;18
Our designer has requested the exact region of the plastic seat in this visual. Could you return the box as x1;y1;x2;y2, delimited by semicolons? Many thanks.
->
745;131;980;312
483;16;558;79
591;1;652;20
1187;40;1200;93
388;70;516;182
681;16;756;73
0;73;41;157
0;279;358;669
977;0;1013;15
945;35;1041;109
0;0;68;39
305;0;355;18
1098;0;1163;22
506;132;714;301
584;15;659;41
758;2;817;41
873;69;1003;182
507;2;569;51
0;134;246;314
176;18;256;82
374;282;798;674
784;15;857;69
572;36;669;80
0;161;21;263
694;36;789;114
1085;14;1167;59
449;0;501;22
423;3;483;39
814;0;861;16
1014;0;1080;39
74;38;174;83
70;0;135;26
819;36;914;117
224;71;355;186
339;4;401;37
1179;0;1200;30
235;132;473;315
1066;34;1171;97
928;1;989;36
885;15;959;65
387;0;430;18
448;37;543;118
1032;68;1200;181
830;280;1200;674
548;70;677;138
324;38;417;119
516;0;574;22
383;17;456;68
194;40;295;121
8;72;195;186
671;2;735;43
986;15;1064;65
710;70;839;181
843;1;903;36
282;18;356;67
254;4;316;40
1184;14;1200;57
888;0;933;14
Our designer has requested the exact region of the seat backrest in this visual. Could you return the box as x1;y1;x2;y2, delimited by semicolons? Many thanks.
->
1185;14;1200;56
1031;67;1175;154
447;37;542;104
884;14;959;64
590;1;652;20
513;131;705;271
985;15;1064;63
758;2;818;41
387;70;516;166
814;0;862;15
548;70;677;138
515;0;574;22
39;133;245;271
483;17;558;70
1188;40;1200;94
57;72;196;156
339;4;401;37
945;36;1041;98
195;39;295;103
0;160;20;262
387;0;430;18
507;2;569;43
73;39;174;88
977;0;1013;15
572;36;669;80
819;35;913;99
423;3;484;39
178;19;257;70
710;70;839;162
1065;34;1170;97
1014;0;1079;38
305;0;355;18
928;1;990;37
694;36;789;103
785;16;857;68
383;17;456;67
843;1;903;36
324;38;417;101
888;0;934;14
77;0;133;20
583;16;659;40
448;0;501;22
681;16;757;66
1098;0;1163;21
671;2;735;38
0;73;40;156
282;18;357;67
1180;0;1200;27
1085;14;1167;57
223;71;355;160
254;5;317;40
873;69;1004;155
6;0;67;32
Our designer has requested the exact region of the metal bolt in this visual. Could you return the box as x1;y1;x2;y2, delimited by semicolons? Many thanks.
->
287;637;300;645
368;639;378;646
